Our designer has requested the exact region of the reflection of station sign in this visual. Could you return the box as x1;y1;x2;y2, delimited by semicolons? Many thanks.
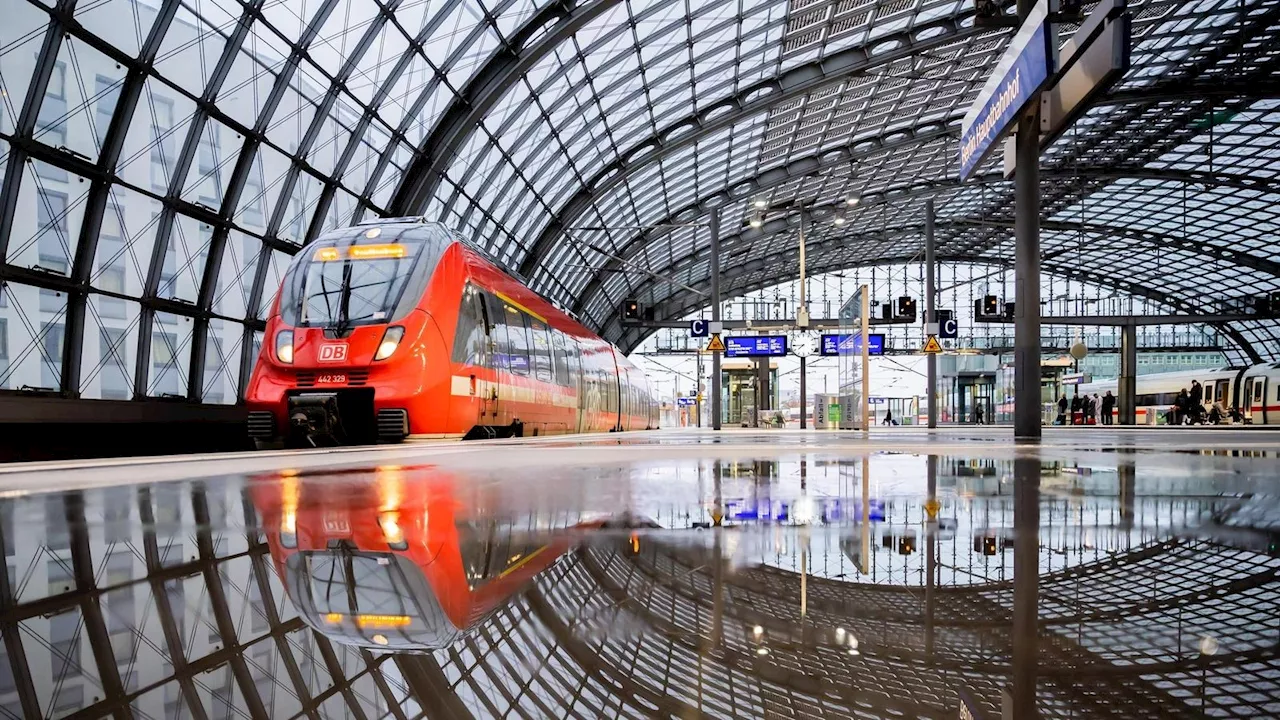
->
725;335;788;357
722;497;885;523
819;333;885;356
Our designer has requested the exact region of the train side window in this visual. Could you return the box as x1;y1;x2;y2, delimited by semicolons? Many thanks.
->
483;293;511;372
551;332;570;386
450;285;488;366
504;305;531;376
1255;382;1264;402
529;318;553;383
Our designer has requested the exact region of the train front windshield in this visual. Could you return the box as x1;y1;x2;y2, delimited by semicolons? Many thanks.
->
278;224;452;329
286;552;431;641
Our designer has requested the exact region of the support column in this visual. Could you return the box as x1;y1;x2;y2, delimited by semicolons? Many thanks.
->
799;354;807;429
710;210;722;431
925;199;938;429
1013;0;1043;440
1119;322;1137;425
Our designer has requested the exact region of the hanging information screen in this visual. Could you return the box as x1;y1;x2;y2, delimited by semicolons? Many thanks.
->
819;333;885;356
724;336;788;357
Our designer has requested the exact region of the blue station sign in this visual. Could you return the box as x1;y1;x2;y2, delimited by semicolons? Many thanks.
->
958;0;1054;180
819;333;885;356
725;335;788;357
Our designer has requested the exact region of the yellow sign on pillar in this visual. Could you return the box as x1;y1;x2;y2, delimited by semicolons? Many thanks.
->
924;498;941;520
922;335;943;354
706;334;725;352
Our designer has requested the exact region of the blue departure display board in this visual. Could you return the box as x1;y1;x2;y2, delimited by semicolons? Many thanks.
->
724;336;788;357
819;333;885;356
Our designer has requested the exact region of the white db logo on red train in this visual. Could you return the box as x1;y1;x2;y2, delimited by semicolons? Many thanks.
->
318;343;348;363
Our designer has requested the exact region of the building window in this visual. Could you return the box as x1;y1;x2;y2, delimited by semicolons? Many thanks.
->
36;189;69;275
98;202;127;319
94;74;120;149
242;172;264;228
152;331;181;396
197;126;222;207
150;96;175;193
0;318;8;390
41;322;64;390
100;328;131;400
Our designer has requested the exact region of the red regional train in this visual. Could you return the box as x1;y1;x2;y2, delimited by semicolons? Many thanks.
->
250;467;595;650
246;218;658;446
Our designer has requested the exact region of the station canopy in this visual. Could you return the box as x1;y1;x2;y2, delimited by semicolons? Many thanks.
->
2;0;1278;403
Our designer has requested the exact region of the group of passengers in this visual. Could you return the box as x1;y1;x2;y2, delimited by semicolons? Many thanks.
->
1055;390;1115;425
1170;380;1243;425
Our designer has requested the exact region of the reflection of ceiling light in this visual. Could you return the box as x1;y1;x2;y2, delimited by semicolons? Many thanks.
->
372;634;389;646
833;216;846;225
848;648;860;656
835;627;846;641
752;625;764;638
753;198;768;208
846;196;860;206
756;647;770;656
750;214;763;228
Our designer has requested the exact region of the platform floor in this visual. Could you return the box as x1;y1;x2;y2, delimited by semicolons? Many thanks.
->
1;427;1278;718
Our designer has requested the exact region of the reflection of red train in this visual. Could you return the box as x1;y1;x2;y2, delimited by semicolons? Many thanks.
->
251;467;590;650
246;219;657;446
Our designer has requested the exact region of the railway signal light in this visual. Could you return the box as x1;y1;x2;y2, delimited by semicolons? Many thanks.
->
896;296;917;322
622;299;641;324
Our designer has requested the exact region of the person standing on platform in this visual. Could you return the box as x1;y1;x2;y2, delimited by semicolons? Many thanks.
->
1175;388;1190;425
1070;392;1082;425
1190;380;1204;423
883;409;893;426
974;404;985;425
1058;395;1069;425
1092;393;1101;425
1101;391;1115;425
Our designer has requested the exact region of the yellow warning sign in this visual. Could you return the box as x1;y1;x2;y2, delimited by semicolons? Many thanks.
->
924;498;941;520
922;335;943;354
706;334;725;353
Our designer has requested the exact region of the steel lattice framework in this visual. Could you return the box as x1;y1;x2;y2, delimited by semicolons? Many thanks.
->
0;0;1277;411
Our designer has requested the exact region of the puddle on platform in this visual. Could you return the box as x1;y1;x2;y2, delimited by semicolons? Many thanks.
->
1;449;1277;719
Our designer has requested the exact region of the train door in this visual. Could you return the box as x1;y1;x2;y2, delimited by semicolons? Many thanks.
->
1242;376;1266;424
567;338;585;434
483;293;510;428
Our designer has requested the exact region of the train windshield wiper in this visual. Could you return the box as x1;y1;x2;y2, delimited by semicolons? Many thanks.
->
334;261;354;334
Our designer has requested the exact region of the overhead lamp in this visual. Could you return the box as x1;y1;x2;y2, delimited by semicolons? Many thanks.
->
750;213;763;228
833;216;846;226
753;198;768;209
846;195;860;206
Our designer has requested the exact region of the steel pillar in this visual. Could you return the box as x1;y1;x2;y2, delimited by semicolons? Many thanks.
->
925;199;938;429
1014;47;1043;439
1119;323;1138;425
710;211;722;431
799;354;807;429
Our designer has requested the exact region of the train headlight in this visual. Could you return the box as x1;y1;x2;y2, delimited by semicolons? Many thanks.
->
280;511;298;548
378;512;409;550
276;330;294;364
374;326;405;361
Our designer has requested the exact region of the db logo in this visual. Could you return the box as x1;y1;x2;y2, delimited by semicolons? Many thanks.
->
318;344;348;363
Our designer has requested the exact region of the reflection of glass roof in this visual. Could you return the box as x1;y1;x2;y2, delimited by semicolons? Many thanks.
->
1;0;1277;404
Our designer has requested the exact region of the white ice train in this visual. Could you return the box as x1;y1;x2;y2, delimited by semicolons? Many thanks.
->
1076;363;1280;425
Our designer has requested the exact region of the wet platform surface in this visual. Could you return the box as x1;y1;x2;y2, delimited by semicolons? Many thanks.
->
1;427;1278;719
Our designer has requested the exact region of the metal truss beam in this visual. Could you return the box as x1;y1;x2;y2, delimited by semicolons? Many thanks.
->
392;0;617;214
570;123;960;316
574;162;1280;324
516;9;991;279
524;581;707;719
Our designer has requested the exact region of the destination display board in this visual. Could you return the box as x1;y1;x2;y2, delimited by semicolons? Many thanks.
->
819;333;885;356
725;336;788;357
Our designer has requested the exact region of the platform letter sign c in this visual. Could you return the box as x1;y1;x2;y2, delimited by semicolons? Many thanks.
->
690;319;709;338
318;343;349;363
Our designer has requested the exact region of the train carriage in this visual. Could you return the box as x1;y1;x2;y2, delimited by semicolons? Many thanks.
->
1077;363;1280;425
246;219;658;446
